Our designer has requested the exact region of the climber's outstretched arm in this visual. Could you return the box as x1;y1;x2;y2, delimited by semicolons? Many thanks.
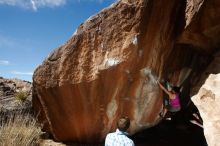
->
158;82;173;97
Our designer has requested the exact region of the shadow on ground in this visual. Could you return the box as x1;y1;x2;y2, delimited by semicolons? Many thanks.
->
132;116;207;146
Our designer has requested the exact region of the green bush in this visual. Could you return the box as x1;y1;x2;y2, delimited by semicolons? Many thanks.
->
15;91;28;102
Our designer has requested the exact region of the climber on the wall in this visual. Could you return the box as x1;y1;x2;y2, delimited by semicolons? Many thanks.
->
158;80;181;119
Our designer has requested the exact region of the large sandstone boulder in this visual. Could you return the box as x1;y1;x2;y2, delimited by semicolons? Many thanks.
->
33;0;220;143
179;0;220;51
192;74;220;146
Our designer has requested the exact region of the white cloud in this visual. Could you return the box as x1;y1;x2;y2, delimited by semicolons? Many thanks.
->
30;0;37;11
0;0;66;11
11;71;33;75
0;60;10;65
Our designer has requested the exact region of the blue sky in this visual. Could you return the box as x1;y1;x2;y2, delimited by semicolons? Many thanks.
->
0;0;115;82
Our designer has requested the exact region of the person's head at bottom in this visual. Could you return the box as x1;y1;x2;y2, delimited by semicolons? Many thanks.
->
117;116;130;132
105;116;134;146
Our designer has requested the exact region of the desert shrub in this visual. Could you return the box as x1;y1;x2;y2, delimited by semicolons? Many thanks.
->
15;91;28;102
0;111;42;146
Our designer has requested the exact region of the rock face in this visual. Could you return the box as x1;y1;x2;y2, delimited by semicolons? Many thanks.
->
192;74;220;146
179;0;220;52
33;0;220;143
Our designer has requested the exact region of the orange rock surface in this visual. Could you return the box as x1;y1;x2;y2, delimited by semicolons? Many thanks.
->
33;0;220;143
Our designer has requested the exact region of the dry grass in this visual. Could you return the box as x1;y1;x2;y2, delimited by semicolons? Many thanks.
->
0;111;42;146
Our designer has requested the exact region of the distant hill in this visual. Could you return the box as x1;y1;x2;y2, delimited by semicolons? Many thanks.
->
0;76;32;113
